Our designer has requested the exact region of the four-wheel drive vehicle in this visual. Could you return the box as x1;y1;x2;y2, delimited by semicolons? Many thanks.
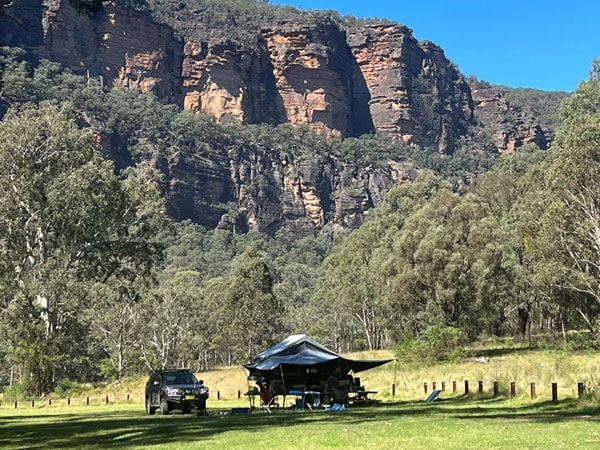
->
145;369;209;415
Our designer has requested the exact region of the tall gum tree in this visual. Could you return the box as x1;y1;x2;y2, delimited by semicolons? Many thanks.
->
0;102;163;394
543;60;600;331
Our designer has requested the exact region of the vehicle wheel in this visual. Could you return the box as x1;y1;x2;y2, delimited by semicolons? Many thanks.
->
160;399;169;415
145;397;156;415
182;408;191;414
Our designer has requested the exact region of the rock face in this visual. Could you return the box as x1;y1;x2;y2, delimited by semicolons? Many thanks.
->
470;81;550;153
24;0;183;103
261;18;357;136
347;25;474;153
157;142;419;236
1;1;553;235
181;39;283;125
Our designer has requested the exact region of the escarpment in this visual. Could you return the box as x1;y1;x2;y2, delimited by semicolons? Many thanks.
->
1;0;554;236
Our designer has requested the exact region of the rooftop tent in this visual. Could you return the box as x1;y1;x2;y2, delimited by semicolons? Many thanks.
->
244;334;392;387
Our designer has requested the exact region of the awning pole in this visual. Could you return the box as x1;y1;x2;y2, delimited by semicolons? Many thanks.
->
280;365;287;408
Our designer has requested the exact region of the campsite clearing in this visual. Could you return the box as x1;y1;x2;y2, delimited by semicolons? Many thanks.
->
1;397;599;449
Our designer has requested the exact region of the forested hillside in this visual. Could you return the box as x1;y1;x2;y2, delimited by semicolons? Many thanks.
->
2;0;597;400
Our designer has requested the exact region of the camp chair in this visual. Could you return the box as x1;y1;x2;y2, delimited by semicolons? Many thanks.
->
330;386;349;406
326;376;349;406
259;389;278;413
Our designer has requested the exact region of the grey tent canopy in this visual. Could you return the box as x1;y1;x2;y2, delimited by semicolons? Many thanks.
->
244;334;392;381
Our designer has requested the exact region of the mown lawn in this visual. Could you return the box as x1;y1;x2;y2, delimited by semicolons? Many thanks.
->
1;396;600;449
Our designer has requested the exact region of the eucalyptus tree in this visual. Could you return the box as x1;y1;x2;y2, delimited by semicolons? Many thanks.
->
316;218;389;351
87;278;146;380
468;150;553;341
136;270;205;372
0;103;163;393
216;245;284;363
269;232;332;338
315;172;451;350
385;190;484;337
540;60;600;335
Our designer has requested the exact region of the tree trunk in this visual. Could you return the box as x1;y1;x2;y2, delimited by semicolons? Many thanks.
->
513;305;531;343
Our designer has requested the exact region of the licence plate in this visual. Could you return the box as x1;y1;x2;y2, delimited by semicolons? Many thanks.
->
185;395;195;400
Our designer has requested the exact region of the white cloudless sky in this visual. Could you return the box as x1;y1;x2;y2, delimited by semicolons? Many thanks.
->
270;0;598;92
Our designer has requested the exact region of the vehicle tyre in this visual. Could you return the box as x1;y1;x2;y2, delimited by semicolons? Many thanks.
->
160;399;169;415
182;408;191;414
145;397;156;415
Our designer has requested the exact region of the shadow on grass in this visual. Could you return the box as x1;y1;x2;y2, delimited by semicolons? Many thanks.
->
470;346;537;358
391;395;600;423
2;397;600;449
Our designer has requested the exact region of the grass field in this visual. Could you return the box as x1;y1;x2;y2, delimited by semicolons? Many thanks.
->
1;397;600;449
2;345;600;448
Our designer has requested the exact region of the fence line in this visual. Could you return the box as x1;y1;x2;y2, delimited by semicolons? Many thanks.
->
0;393;134;409
0;381;592;409
420;379;587;402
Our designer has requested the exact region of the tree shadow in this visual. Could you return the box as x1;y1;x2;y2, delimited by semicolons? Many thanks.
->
470;345;538;358
2;397;599;448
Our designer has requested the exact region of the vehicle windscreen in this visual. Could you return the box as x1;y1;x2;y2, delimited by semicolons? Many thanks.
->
164;372;198;384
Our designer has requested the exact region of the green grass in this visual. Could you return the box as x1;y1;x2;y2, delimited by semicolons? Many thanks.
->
1;397;600;449
3;345;600;448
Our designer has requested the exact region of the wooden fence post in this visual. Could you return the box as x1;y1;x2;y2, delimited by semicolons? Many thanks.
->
578;382;585;398
392;384;396;398
452;381;456;393
441;382;446;392
552;383;558;402
478;381;483;393
106;395;109;404
464;380;469;395
432;382;437;391
530;383;536;399
424;382;428;395
493;381;499;397
510;382;516;399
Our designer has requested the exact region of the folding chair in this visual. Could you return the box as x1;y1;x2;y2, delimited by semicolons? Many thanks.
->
259;389;278;413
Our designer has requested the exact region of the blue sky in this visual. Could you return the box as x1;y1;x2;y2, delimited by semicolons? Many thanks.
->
270;0;598;92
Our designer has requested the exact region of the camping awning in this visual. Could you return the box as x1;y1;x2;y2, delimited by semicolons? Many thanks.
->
244;334;392;374
341;358;391;373
247;347;339;371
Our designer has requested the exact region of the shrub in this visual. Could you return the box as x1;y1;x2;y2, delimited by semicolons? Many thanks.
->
54;379;83;398
1;381;33;401
395;325;467;366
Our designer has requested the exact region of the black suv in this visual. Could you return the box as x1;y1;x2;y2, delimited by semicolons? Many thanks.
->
145;369;209;415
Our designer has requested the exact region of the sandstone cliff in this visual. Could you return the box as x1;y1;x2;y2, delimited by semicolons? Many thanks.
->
156;138;419;236
3;1;480;148
347;25;474;153
469;81;550;153
1;0;554;236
